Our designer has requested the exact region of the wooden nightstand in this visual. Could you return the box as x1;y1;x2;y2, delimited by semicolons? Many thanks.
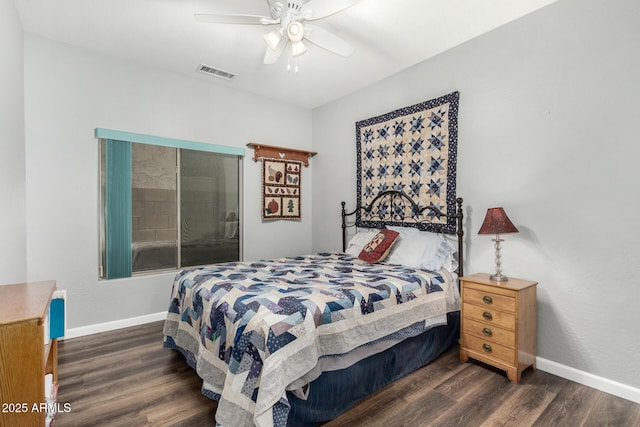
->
459;273;537;384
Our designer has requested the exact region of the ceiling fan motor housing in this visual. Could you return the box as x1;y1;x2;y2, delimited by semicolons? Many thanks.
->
269;1;308;20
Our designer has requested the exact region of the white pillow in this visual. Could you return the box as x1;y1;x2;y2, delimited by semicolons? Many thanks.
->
385;226;457;272
441;252;459;273
384;227;424;267
420;236;456;271
345;230;379;256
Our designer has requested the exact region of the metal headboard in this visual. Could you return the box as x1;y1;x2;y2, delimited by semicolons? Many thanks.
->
341;190;464;277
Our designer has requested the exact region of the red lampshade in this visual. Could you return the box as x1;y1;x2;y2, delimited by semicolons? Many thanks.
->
478;207;519;235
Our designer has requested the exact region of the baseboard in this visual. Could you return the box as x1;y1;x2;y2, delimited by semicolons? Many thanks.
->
63;311;167;340
537;356;640;404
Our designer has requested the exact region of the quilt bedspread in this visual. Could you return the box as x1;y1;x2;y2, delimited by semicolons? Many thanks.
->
163;252;457;427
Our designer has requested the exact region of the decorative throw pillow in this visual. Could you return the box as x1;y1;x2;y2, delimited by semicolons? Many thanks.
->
358;229;400;263
345;230;380;257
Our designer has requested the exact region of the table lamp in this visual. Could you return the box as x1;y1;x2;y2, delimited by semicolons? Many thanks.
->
478;207;519;282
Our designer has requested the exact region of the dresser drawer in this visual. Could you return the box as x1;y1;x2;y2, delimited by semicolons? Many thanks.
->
464;334;515;365
462;318;515;348
464;288;515;313
463;303;516;330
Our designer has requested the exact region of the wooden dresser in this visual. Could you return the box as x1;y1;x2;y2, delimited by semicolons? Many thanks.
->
459;273;537;383
0;281;58;426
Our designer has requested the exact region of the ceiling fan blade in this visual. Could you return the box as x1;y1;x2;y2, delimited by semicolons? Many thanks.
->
194;13;272;25
264;39;288;64
302;0;364;20
304;24;354;57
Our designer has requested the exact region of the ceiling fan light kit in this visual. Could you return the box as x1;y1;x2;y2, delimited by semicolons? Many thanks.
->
290;41;307;57
287;21;305;42
264;28;284;51
196;0;362;66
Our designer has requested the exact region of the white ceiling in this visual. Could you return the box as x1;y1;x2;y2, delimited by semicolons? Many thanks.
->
15;0;557;109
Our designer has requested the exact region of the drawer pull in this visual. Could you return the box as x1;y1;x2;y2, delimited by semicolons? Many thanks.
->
482;343;493;353
482;327;493;337
482;295;493;304
482;311;493;321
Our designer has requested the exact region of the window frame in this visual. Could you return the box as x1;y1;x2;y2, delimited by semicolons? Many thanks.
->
96;128;244;280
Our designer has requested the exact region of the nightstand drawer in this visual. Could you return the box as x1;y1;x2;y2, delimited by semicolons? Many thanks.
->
464;334;515;365
464;288;515;313
463;303;515;330
462;318;515;347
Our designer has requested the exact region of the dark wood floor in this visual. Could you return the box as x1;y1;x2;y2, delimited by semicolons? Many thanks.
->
55;321;640;426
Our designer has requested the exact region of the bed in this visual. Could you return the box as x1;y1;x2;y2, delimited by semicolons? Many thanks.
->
163;190;464;426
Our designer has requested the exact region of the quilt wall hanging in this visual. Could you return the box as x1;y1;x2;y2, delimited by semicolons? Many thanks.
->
262;158;302;220
355;91;459;233
247;143;317;221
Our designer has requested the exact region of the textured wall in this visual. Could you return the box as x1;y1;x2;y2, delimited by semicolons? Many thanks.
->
312;0;640;390
0;0;26;284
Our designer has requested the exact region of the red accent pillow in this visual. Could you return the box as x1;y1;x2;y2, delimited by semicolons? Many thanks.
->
358;229;400;264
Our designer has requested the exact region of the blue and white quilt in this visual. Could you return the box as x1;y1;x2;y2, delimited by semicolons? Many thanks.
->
163;252;459;427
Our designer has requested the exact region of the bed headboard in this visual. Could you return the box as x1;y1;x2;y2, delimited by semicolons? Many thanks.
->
341;190;464;276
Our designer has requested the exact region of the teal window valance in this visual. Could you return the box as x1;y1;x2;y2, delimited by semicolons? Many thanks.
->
95;128;245;157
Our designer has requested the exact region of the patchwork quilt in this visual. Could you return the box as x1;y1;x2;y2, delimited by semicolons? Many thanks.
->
163;253;458;427
355;91;459;233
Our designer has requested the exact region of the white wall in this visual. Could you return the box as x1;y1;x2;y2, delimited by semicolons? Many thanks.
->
0;0;27;284
312;0;640;391
23;35;313;328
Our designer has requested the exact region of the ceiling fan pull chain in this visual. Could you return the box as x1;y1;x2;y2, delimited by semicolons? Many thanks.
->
287;51;299;75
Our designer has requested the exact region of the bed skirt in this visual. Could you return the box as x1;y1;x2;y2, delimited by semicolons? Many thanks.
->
286;311;459;426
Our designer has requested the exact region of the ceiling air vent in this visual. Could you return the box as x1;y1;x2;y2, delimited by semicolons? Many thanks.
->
196;64;236;80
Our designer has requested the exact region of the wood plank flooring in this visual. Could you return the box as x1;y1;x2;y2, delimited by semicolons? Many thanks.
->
54;321;640;426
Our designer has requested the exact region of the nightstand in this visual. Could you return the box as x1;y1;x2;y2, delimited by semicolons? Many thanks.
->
459;273;537;384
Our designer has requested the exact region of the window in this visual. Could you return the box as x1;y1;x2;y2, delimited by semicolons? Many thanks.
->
97;129;243;279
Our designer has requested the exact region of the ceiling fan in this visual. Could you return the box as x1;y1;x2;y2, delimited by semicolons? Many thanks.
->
195;0;363;65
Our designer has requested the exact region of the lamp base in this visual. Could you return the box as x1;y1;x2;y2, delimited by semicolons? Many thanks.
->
490;273;509;282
